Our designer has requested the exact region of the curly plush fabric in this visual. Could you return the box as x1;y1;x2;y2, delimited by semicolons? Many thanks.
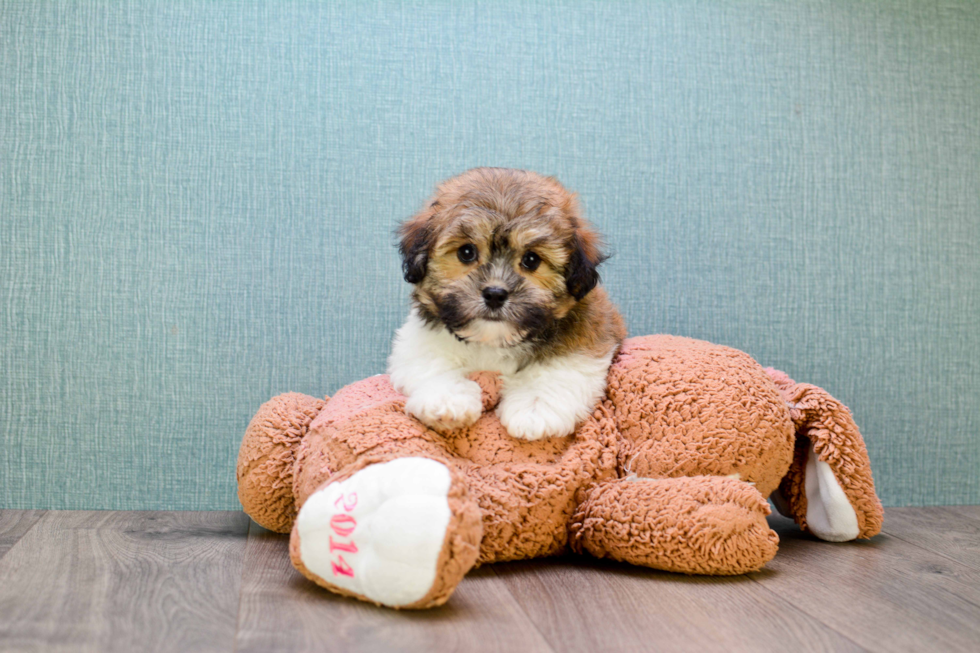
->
607;336;795;498
237;334;884;609
237;392;326;534
570;475;779;575
765;368;884;539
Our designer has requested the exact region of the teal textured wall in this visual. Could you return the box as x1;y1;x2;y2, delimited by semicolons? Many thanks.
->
2;1;978;509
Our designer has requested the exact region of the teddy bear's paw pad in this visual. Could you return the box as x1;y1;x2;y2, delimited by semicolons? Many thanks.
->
295;457;452;607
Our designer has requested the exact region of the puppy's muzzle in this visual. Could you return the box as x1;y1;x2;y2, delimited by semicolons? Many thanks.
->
482;286;509;310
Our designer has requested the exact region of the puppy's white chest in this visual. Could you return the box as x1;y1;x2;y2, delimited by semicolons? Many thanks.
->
454;339;523;376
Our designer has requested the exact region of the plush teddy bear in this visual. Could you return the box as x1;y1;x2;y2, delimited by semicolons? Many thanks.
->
237;334;883;609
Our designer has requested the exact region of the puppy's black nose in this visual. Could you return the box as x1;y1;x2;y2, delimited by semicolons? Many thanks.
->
482;286;509;309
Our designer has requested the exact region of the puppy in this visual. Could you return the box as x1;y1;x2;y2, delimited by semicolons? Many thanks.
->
388;168;626;440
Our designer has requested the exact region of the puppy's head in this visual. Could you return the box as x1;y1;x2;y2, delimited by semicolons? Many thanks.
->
398;168;607;347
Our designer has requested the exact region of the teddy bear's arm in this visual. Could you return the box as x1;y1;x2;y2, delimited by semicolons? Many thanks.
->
237;392;328;533
569;475;779;575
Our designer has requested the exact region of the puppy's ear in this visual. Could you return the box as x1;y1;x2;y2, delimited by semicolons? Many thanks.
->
565;227;607;301
397;206;435;284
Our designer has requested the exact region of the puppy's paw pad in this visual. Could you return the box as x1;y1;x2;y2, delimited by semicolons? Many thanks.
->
295;458;453;607
406;380;483;431
497;395;577;440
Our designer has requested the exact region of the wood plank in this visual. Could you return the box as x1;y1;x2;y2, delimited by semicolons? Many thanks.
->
235;521;554;653
0;510;45;560
0;510;249;653
494;554;864;653
881;506;980;571
755;513;980;653
3;508;973;652
945;505;980;523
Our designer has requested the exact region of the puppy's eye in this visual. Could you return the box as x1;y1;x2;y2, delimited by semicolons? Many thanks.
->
521;251;541;271
457;244;478;263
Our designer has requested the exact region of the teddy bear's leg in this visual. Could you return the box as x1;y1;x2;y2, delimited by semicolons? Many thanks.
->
569;475;779;575
289;456;483;609
237;392;328;533
764;368;884;542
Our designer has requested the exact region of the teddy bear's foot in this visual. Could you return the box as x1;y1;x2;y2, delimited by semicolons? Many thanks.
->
770;439;860;542
289;457;482;609
570;476;779;575
765;368;884;541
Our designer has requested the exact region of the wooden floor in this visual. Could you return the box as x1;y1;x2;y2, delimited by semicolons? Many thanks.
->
0;508;978;652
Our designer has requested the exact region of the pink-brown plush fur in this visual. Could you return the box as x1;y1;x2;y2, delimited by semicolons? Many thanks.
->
237;334;883;609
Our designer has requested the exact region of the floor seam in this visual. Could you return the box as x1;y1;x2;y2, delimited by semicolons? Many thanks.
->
487;565;559;653
0;510;48;563
880;527;980;574
744;574;874;653
231;515;252;653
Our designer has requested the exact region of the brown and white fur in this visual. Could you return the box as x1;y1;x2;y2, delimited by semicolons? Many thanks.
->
388;168;626;440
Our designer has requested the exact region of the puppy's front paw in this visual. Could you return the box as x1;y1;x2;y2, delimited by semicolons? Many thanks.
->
497;391;578;441
406;378;483;432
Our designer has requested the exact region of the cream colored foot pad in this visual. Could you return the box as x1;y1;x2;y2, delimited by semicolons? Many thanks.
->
805;441;860;542
296;457;452;607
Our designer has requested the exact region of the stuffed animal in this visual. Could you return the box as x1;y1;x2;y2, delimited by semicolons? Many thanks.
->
237;334;883;609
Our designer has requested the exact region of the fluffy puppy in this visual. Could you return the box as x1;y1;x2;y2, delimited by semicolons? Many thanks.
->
388;167;626;440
